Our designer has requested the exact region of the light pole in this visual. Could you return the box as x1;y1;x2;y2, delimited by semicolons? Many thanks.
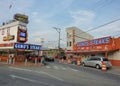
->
53;27;61;57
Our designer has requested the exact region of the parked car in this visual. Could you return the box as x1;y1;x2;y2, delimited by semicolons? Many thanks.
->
31;57;41;62
44;56;54;62
71;59;77;65
81;56;112;69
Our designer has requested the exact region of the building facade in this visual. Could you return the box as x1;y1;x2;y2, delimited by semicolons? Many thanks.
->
66;36;120;66
66;27;93;50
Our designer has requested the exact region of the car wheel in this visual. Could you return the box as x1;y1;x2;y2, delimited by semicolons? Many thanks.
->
96;64;100;69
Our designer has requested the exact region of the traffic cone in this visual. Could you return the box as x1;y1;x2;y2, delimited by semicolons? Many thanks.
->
102;62;107;71
67;58;71;64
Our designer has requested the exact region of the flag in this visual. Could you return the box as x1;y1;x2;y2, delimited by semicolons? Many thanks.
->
9;4;12;9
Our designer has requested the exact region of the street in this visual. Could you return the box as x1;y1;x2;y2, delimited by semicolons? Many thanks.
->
0;61;120;86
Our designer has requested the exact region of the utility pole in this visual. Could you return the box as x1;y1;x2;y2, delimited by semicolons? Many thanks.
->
53;27;61;57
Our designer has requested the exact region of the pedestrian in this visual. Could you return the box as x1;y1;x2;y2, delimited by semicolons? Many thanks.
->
11;54;15;64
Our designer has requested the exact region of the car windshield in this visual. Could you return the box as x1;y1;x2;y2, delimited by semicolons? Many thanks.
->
102;58;109;61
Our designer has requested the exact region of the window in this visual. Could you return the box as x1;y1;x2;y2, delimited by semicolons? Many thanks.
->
103;58;109;61
67;42;69;47
69;41;71;46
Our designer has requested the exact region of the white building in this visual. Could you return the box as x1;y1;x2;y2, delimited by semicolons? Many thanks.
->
66;27;94;50
0;20;28;49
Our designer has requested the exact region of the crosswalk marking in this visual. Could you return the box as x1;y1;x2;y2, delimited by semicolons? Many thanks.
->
45;65;79;72
46;66;50;68
53;66;59;69
62;67;66;70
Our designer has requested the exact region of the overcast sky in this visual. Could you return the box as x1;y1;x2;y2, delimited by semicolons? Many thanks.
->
0;0;120;48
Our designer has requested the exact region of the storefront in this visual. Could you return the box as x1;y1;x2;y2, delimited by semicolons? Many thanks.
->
0;14;31;62
66;36;120;66
0;42;41;62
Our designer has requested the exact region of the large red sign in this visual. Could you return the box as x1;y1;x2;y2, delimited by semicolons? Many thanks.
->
74;36;117;52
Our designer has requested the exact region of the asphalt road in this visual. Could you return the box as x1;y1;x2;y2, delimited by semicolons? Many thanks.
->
0;61;120;86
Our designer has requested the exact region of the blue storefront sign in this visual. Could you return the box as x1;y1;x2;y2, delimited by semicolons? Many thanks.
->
20;32;26;37
77;36;111;47
14;43;41;50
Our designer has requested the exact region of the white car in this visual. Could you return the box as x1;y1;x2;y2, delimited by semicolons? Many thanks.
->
81;56;112;69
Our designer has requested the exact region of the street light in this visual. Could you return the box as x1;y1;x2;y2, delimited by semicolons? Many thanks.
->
53;27;61;57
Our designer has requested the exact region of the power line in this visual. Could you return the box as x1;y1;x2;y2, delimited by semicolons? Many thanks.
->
91;0;113;11
112;33;120;37
74;35;90;40
73;18;120;40
78;18;120;35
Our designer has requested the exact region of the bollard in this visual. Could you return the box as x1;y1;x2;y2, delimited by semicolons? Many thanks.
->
35;58;37;65
7;59;9;64
25;59;27;66
77;59;81;66
13;58;15;64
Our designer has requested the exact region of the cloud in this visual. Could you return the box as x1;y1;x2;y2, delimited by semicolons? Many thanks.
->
69;10;96;27
28;30;57;43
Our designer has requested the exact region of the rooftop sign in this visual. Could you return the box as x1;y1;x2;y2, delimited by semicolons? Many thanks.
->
14;14;28;24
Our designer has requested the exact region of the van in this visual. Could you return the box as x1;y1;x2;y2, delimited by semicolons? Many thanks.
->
81;56;112;69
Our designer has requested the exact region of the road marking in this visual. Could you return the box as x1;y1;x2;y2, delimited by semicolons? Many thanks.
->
62;67;66;70
9;67;32;72
46;66;50;68
36;71;64;81
67;67;79;72
9;74;54;86
9;67;64;82
71;69;79;72
53;66;59;69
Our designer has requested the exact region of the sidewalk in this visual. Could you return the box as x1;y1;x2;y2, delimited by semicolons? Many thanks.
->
0;61;44;67
0;61;120;75
107;66;120;75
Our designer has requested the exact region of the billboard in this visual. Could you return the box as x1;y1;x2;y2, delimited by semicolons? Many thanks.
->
14;14;28;24
0;26;18;44
17;28;28;42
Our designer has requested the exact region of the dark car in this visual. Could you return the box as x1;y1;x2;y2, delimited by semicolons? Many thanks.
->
30;54;41;62
31;57;41;62
44;56;54;62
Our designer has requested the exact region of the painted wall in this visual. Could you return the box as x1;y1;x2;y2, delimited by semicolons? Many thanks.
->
108;50;120;66
0;24;18;43
0;21;28;49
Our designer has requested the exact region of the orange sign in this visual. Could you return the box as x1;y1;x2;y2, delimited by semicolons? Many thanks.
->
74;36;120;52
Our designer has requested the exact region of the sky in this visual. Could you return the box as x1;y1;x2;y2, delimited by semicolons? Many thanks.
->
0;0;120;48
